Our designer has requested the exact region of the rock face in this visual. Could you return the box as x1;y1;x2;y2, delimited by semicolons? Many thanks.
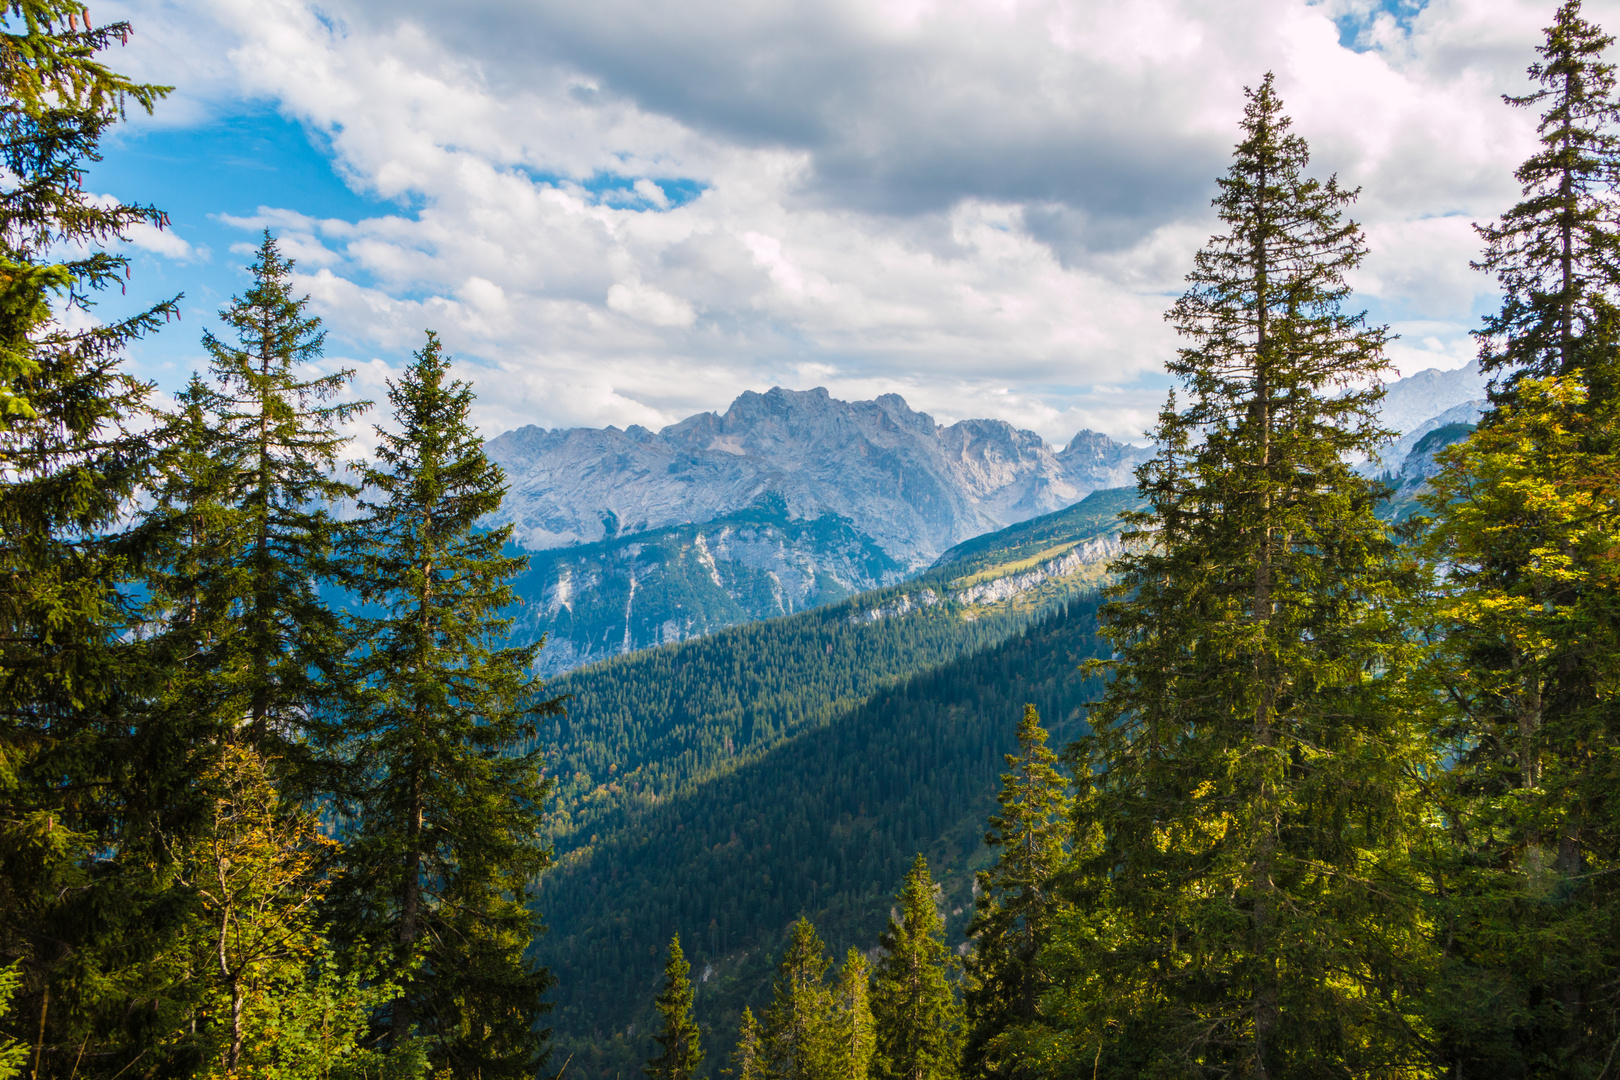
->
486;386;1151;567
507;495;904;677
486;387;1151;674
1376;360;1488;435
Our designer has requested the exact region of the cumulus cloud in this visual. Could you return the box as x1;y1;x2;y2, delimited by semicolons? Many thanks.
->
96;0;1602;439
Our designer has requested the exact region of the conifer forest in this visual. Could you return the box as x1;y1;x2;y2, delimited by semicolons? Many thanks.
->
8;0;1620;1078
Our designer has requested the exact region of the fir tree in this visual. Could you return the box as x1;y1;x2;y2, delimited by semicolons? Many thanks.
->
728;1007;768;1080
829;949;875;1080
764;918;835;1080
1475;0;1620;401
1035;76;1431;1079
871;855;959;1080
0;4;194;1075
332;331;562;1078
194;231;363;758
962;705;1067;1079
646;934;703;1080
1419;374;1620;1072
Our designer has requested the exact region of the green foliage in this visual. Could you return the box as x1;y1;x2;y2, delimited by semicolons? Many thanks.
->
0;4;200;1077
1418;375;1620;1073
0;966;23;1080
189;232;364;758
536;491;1127;855
962;706;1067;1079
728;1008;766;1080
330;332;561;1078
872;856;960;1080
544;596;1110;1080
1475;0;1620;399
827;950;875;1080
765;919;836;1080
178;745;423;1080
1035;75;1433;1079
648;935;704;1080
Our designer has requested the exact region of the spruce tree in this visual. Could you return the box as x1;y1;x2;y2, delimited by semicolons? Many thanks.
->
871;855;959;1080
1035;76;1431;1079
1419;376;1620;1074
0;4;195;1075
194;231;363;758
728;1007;768;1080
962;705;1067;1079
332;331;562;1078
1475;0;1620;401
646;935;703;1080
829;948;875;1080
764;918;836;1080
1414;8;1620;1072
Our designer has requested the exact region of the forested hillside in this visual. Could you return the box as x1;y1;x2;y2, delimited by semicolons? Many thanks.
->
535;486;1136;852
505;488;1138;1079
542;598;1108;1080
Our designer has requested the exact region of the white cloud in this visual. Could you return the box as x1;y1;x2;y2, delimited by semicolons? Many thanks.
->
94;0;1608;442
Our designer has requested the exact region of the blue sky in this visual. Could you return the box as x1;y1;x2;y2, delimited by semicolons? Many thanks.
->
89;0;1570;444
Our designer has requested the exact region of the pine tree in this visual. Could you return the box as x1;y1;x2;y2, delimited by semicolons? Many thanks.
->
194;231;363;759
0;4;198;1076
1475;0;1620;401
331;331;562;1078
871;855;959;1080
829;949;875;1080
1033;76;1431;1079
728;1007;768;1080
646;935;703;1080
764;918;836;1080
962;705;1067;1079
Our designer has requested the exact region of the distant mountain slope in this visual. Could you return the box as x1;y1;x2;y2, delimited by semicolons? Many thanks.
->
486;386;1150;567
508;493;905;676
541;600;1106;1080
533;487;1135;849
530;494;1134;1080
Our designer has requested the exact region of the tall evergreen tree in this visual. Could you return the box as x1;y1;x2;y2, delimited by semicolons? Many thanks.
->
829;949;875;1080
332;331;562;1078
728;1008;768;1080
962;705;1066;1079
1419;375;1620;1075
193;231;363;759
0;4;194;1075
1031;76;1431;1079
1475;0;1620;401
764;918;836;1080
871;855;959;1080
646;935;703;1080
1416;7;1620;1072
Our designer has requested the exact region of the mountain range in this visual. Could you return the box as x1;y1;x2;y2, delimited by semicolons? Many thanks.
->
487;387;1150;672
488;361;1490;674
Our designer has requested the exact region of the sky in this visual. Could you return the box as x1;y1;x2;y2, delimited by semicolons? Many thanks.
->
81;0;1591;445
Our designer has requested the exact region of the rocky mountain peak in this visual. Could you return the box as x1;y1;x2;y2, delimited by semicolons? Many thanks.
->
485;387;1151;567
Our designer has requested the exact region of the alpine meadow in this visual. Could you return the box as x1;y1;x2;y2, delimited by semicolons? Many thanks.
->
5;2;1620;1080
